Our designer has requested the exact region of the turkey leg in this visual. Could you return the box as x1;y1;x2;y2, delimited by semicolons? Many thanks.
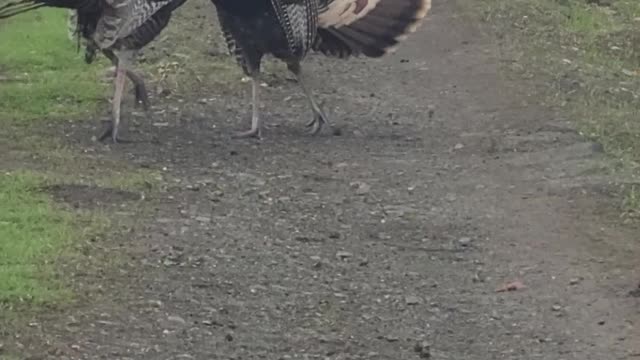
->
99;63;128;143
233;76;262;139
287;62;330;135
126;70;150;110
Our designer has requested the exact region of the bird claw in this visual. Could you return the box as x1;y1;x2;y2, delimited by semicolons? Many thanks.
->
232;128;261;139
306;112;329;136
98;126;130;144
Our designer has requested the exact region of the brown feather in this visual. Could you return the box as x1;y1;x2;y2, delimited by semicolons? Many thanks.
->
314;0;431;58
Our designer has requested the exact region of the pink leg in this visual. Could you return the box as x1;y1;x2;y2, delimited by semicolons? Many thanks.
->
99;65;127;143
232;76;261;139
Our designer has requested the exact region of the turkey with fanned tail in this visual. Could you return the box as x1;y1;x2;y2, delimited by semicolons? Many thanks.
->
207;0;432;138
0;0;187;143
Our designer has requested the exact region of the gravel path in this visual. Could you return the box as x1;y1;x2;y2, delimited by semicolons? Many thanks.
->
5;1;639;359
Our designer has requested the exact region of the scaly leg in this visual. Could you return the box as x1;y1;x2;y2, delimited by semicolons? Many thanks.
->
126;69;150;111
99;62;127;143
100;67;149;110
232;76;261;139
287;62;330;135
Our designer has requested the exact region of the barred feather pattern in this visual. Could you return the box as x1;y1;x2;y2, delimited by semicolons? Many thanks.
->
313;0;431;58
55;0;184;63
115;0;185;50
211;0;429;74
270;0;319;59
93;0;172;49
216;12;248;73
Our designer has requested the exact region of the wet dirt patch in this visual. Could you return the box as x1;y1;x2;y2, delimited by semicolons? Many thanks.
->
45;184;141;209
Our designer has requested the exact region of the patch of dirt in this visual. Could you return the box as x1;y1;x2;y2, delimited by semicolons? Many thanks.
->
45;184;141;209
2;0;640;359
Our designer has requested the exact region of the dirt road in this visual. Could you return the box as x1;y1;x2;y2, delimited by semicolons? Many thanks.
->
9;0;640;359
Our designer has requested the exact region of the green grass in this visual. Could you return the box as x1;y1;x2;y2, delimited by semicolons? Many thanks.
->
0;8;157;315
0;356;20;360
462;0;640;213
0;9;107;121
0;172;76;304
0;8;163;357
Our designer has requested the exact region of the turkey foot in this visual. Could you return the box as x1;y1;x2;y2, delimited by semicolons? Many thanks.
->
98;124;132;144
306;108;330;135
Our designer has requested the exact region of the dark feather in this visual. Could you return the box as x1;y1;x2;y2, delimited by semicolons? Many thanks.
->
314;0;431;58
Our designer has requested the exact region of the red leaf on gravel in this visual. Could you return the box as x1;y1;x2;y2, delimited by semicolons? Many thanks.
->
495;280;526;292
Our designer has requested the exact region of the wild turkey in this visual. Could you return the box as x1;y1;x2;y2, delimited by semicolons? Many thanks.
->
67;10;117;84
207;0;432;138
0;0;187;143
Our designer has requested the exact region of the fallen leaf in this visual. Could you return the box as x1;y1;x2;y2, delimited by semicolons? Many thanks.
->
495;280;526;292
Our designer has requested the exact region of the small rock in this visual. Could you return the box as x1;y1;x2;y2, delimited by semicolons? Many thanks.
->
458;237;472;246
71;344;80;351
569;278;581;285
380;334;400;342
454;143;465;150
176;355;195;359
597;320;606;325
167;315;187;325
551;305;562;312
351;181;371;195
163;259;178;266
414;341;431;358
336;251;353;260
472;272;485;283
97;320;118;326
405;295;422;305
202;319;223;327
622;69;636;77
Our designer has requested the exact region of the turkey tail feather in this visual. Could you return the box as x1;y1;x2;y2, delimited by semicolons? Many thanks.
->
314;0;431;58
